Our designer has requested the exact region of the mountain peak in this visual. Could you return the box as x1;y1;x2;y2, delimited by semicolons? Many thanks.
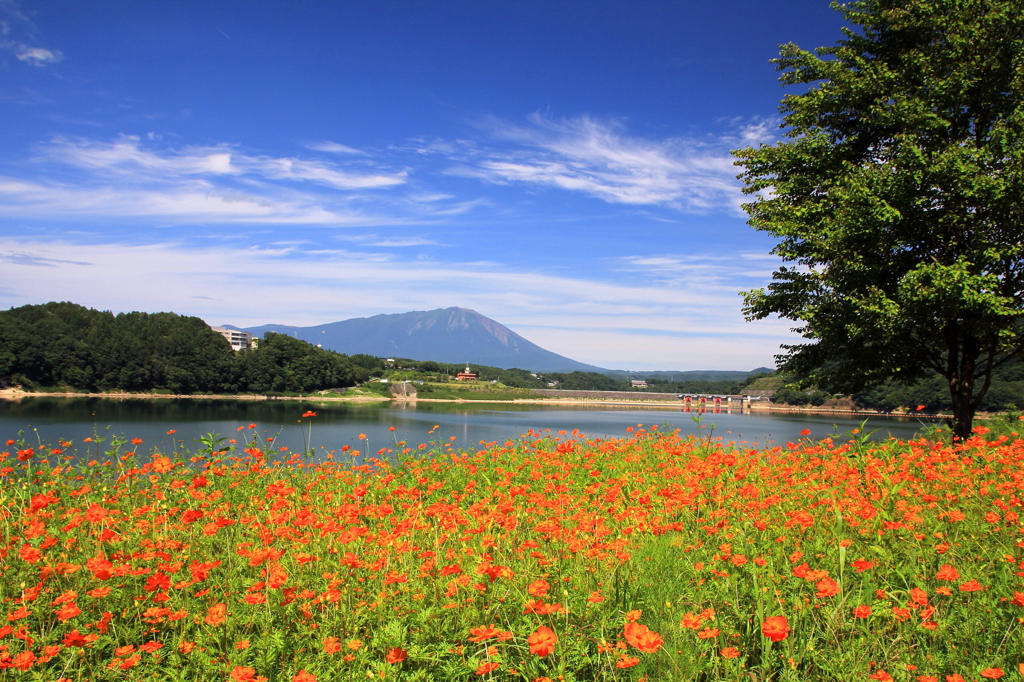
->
240;308;602;372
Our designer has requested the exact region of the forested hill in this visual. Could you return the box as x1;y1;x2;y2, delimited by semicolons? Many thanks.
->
0;302;373;394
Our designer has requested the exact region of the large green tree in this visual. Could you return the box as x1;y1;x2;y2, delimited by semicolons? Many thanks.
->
733;0;1024;439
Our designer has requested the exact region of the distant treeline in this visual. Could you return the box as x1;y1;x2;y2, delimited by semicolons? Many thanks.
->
769;359;1024;413
0;303;374;394
381;358;771;394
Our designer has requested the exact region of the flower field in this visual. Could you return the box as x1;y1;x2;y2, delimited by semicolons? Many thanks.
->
2;417;1024;681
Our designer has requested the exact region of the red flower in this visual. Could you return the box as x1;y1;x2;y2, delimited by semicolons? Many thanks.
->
386;647;407;664
528;579;550;597
680;612;702;629
528;626;558;657
624;622;663;653
56;602;81;621
852;605;872;619
815;578;839;598
762;615;790;642
474;662;499;675
720;647;740;658
323;637;342;654
980;668;1003;679
959;580;983;592
19;544;42;564
292;671;317;682
12;651;35;671
935;565;959;581
468;625;500;642
204;603;227;626
616;656;640;669
230;667;256;682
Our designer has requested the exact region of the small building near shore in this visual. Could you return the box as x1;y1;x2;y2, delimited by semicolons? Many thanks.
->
631;379;648;388
390;381;417;399
456;363;477;382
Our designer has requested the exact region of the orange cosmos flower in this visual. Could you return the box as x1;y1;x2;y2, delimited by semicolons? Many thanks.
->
292;671;317;682
815;578;840;598
204;603;227;626
980;669;1003;679
528;626;558;657
468;624;500;642
697;627;720;639
616;656;640;668
323;637;342;654
12;651;35;670
852;605;872;619
527;579;550;597
19;544;42;564
935;565;959;581
624;622;663;653
587;591;604;603
474;662;499;675
721;647;740;658
959;580;983;592
56;602;81;621
386;647;407;664
625;609;642;622
680;612;702;629
762;615;790;642
230;667;256;682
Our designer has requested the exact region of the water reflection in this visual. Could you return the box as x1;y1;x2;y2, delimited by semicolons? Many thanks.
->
0;396;929;457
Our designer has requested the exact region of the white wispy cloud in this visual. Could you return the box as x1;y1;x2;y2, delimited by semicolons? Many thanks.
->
15;44;62;65
0;238;793;370
306;141;368;155
0;135;463;226
40;135;406;189
439;114;753;213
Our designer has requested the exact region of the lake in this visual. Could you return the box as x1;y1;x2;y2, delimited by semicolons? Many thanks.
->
0;397;930;457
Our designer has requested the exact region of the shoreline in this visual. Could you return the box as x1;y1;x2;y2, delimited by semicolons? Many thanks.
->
0;388;951;419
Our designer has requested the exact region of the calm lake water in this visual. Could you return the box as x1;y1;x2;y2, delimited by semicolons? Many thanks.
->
0;397;929;456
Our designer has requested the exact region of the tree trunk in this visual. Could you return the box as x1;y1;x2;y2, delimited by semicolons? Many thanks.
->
947;344;977;442
948;382;974;441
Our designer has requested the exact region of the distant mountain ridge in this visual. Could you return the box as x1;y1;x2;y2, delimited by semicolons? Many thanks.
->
227;307;773;377
231;307;605;373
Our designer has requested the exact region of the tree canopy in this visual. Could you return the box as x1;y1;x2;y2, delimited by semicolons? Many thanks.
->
733;0;1024;438
0;303;370;394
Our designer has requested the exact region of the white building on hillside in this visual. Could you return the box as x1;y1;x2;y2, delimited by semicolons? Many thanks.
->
211;326;254;351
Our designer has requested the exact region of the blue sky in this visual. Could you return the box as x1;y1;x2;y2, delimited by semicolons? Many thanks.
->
0;0;844;370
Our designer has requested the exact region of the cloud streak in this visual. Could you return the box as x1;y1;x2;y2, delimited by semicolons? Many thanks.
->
442;114;752;213
0;136;473;227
